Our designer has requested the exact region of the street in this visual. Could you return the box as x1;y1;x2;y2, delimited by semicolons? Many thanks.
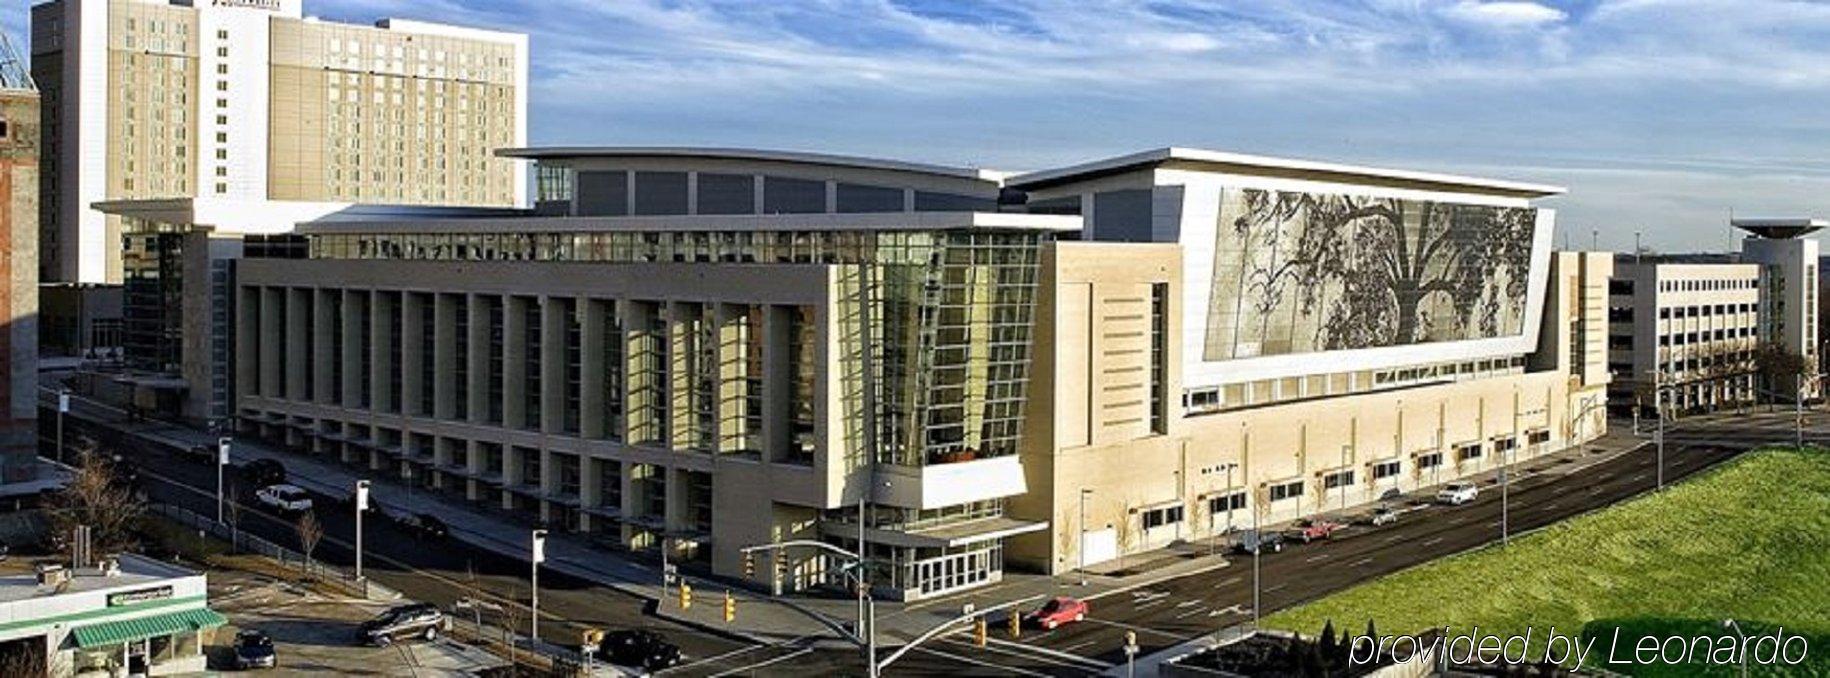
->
44;391;1822;677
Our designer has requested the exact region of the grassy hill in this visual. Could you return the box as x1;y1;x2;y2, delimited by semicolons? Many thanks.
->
1265;447;1830;676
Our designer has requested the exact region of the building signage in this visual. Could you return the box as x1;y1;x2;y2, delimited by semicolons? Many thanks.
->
213;0;284;11
108;586;174;607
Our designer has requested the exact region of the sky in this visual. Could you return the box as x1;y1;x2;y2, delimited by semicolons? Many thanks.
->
9;0;1830;253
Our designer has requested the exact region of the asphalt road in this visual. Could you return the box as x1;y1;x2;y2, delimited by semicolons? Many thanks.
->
46;400;752;673
44;394;1819;677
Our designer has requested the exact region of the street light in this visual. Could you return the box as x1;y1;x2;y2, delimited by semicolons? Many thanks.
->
354;480;371;580
1078;488;1092;587
55;389;69;464
216;437;231;524
1503;387;1520;546
530;529;547;642
1723;619;1749;678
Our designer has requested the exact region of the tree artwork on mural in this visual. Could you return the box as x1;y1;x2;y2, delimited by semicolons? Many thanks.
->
1204;189;1539;361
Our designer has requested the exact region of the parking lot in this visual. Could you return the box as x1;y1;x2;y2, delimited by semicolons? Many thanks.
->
206;569;506;676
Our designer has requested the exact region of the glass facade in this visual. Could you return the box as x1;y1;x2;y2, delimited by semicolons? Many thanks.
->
276;227;1047;467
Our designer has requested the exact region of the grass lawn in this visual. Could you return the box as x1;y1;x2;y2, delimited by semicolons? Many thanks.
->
1264;447;1830;676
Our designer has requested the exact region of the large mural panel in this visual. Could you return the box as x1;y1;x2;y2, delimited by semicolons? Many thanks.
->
1203;188;1537;361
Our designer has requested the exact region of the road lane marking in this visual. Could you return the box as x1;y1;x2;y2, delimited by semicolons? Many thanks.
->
984;637;1112;670
1218;576;1243;587
1176;606;1210;619
1304;554;1330;563
1063;640;1097;652
1352;557;1374;567
709;648;812;677
1423;537;1445;547
921;643;1060;677
1266;584;1287;593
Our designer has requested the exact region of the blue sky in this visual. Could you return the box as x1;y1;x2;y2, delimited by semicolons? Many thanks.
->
12;0;1830;252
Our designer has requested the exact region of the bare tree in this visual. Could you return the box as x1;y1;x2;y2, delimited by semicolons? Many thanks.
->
224;481;243;553
46;446;144;557
295;513;324;579
1755;343;1810;409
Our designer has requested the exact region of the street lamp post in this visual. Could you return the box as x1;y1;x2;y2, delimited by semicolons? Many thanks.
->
216;437;231;524
55;390;69;463
1649;370;1665;491
530;529;547;642
354;480;370;580
1504;387;1520;546
1338;444;1350;517
1723;619;1750;678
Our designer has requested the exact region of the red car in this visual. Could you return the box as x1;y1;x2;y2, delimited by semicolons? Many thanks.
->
1292;518;1344;543
1025;597;1089;630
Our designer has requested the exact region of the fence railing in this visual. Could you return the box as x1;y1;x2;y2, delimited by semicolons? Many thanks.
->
148;502;369;592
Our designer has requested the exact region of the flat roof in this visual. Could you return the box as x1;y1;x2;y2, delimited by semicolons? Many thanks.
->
1008;147;1566;198
1732;217;1826;239
496;146;1008;183
298;210;1082;235
0;555;199;605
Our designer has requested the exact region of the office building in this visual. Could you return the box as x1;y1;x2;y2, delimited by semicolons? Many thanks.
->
31;0;529;284
1609;219;1820;416
219;146;1610;599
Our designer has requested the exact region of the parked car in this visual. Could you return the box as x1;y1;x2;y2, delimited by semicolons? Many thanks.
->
1291;518;1344;543
254;484;314;514
239;459;286;488
185;443;216;461
601;629;682;671
359;604;446;647
398;513;448;540
1368;506;1400;527
1437;481;1479;506
1024;596;1089;630
1235;529;1286;555
233;629;277;669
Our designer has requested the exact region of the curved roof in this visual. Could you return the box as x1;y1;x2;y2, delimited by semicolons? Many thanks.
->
1008;147;1565;198
496;146;1007;182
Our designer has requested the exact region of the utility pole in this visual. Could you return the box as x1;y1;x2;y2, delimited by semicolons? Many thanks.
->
1078;488;1091;586
1504;387;1518;546
1653;370;1665;490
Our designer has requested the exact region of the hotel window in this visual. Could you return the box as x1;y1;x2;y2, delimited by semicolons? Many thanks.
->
451;295;470;420
1268;480;1304;502
1371;460;1402;480
634;305;670;446
1141;505;1184;529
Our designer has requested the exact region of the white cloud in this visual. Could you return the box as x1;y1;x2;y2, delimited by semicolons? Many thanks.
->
1441;1;1567;29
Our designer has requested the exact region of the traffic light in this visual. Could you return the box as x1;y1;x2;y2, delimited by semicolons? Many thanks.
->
1009;609;1022;639
724;590;736;622
974;617;988;647
743;551;755;578
679;582;693;610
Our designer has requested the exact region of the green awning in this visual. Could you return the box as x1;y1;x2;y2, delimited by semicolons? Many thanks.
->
72;608;227;649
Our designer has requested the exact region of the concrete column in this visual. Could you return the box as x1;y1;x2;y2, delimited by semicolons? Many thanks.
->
340;290;364;407
761;305;791;463
370;291;394;413
465;441;484;502
433;294;457;420
580;299;607;438
402;293;426;416
664;466;687;534
504;297;528;430
234;286;259;404
579;455;602;532
668;302;693;450
717;304;746;453
541;297;567;433
312;290;335;405
256;287;281;398
284;288;308;402
466;295;489;425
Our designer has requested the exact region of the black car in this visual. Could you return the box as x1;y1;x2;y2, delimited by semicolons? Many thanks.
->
239;459;286;488
359;603;445;647
601;629;682;671
233;629;277;669
1234;529;1287;555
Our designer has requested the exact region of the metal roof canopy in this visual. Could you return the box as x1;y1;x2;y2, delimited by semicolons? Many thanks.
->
72;608;227;649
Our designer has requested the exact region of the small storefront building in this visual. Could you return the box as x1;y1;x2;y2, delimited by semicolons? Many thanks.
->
0;555;224;677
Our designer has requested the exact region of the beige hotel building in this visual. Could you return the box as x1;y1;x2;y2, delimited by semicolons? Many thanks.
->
216;146;1612;600
32;0;528;283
